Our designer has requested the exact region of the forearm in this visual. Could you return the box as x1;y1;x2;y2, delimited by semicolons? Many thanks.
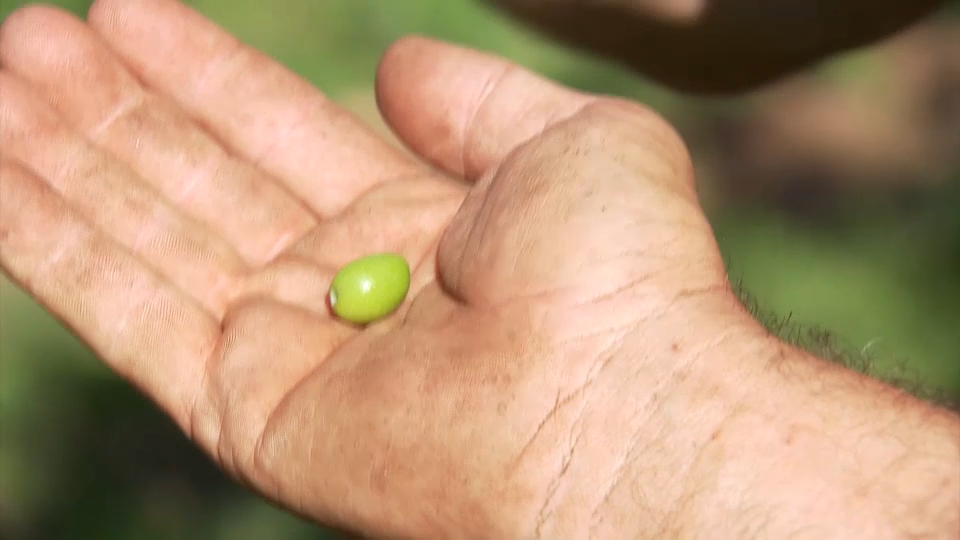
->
685;339;959;538
602;322;960;538
483;0;945;93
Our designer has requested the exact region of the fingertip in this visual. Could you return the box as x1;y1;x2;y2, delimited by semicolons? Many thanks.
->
85;0;119;31
86;0;158;36
0;4;75;64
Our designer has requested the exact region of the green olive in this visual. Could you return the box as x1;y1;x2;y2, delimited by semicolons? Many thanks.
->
329;253;411;324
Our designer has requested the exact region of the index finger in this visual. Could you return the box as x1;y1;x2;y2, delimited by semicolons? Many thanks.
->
87;0;424;217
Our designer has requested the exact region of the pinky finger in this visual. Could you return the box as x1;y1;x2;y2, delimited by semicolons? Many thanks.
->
0;159;219;428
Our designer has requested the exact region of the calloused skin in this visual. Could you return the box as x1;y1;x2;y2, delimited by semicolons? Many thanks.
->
0;1;958;539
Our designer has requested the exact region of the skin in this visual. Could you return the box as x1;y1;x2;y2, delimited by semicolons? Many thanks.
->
0;0;957;538
484;0;946;93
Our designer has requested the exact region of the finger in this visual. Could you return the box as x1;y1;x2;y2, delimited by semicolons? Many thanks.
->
0;71;244;316
235;255;337;317
87;0;424;217
0;6;316;265
285;176;463;268
376;36;594;181
0;159;218;428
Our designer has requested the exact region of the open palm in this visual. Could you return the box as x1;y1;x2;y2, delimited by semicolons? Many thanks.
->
0;1;739;537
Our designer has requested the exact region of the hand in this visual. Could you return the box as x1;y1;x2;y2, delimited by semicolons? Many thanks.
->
0;1;750;537
2;2;958;539
484;0;944;93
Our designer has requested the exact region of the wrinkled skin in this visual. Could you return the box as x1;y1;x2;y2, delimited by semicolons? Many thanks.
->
0;1;760;537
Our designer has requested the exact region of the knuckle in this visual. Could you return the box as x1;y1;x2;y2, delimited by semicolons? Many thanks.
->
586;98;695;187
597;98;690;160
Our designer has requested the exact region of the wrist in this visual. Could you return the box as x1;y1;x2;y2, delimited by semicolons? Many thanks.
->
532;289;773;538
676;341;960;539
588;300;775;538
542;292;960;539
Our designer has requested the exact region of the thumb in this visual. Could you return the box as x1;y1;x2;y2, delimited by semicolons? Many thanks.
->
376;37;723;309
375;35;591;182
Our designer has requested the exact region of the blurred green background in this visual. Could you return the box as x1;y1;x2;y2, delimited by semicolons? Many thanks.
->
1;0;958;538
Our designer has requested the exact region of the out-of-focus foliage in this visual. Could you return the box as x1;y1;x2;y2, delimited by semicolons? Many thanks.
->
1;1;957;538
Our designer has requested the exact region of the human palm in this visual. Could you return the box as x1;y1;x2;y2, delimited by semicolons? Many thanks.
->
0;1;742;538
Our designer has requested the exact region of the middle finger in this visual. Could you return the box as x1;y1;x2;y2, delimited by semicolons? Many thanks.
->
88;0;426;217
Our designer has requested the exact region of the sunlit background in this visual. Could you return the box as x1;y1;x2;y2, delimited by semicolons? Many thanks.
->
1;1;958;538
